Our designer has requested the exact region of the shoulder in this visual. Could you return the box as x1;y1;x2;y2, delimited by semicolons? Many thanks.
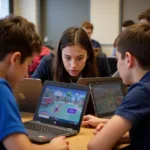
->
42;53;55;62
115;81;150;125
0;78;17;108
0;78;12;96
91;39;100;44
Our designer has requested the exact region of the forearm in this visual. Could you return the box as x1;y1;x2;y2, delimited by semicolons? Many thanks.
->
98;118;109;124
32;143;54;150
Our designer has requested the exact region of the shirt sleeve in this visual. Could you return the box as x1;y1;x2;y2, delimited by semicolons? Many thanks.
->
115;83;150;127
0;83;27;141
96;54;111;77
31;54;52;83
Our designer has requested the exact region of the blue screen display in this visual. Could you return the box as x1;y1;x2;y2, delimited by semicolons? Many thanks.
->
38;85;87;124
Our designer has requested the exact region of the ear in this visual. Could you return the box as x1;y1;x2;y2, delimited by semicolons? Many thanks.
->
10;52;21;65
125;52;134;68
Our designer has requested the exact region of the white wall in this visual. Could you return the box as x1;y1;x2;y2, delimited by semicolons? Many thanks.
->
13;0;38;32
90;0;120;45
90;0;120;56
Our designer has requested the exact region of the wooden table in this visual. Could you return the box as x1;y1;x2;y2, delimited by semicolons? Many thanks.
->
21;112;128;150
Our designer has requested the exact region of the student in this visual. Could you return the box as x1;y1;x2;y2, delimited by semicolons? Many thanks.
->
81;21;102;51
87;23;150;150
0;16;69;150
112;20;135;56
138;8;150;23
32;27;111;83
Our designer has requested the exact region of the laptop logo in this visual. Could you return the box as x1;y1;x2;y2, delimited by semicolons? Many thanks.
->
38;135;47;139
18;92;26;99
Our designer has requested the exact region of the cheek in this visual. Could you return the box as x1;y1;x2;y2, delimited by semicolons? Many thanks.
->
80;59;87;67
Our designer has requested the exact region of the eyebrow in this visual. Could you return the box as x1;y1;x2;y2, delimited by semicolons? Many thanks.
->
64;54;85;57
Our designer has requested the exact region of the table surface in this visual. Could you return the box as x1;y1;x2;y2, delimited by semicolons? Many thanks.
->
21;112;128;150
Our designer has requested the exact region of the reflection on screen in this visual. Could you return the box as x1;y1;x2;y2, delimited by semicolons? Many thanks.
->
92;82;124;114
38;86;87;124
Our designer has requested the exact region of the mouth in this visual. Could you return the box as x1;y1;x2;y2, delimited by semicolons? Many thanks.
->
69;70;79;75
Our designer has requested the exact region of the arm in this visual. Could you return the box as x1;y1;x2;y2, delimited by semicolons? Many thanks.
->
4;133;69;150
87;115;132;150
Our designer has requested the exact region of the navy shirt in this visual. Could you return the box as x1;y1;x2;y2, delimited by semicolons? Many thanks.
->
31;53;111;83
115;71;150;150
91;39;101;49
0;78;27;150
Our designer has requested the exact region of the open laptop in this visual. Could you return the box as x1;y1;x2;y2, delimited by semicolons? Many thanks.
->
89;79;125;118
24;80;90;143
13;78;42;113
77;77;126;115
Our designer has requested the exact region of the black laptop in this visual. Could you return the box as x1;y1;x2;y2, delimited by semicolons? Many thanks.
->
89;79;125;118
24;81;90;143
77;77;126;115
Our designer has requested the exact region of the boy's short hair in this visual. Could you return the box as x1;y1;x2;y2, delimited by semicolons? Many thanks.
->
122;20;135;27
81;21;94;31
138;8;150;23
0;15;42;63
116;23;150;70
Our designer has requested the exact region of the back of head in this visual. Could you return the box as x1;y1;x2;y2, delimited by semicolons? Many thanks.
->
122;20;135;28
53;27;97;82
0;15;42;63
81;21;94;31
116;23;150;70
138;8;150;23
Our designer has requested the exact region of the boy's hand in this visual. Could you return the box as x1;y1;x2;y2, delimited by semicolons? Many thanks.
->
82;115;109;128
93;123;105;135
50;136;69;150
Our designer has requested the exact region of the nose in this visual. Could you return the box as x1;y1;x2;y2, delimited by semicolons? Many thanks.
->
70;59;77;68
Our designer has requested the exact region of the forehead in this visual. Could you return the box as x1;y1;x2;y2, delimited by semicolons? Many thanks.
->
83;28;92;33
140;18;148;23
62;45;87;56
115;49;121;57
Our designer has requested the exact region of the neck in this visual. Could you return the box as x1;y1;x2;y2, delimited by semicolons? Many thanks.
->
70;74;81;83
0;62;8;79
130;67;149;84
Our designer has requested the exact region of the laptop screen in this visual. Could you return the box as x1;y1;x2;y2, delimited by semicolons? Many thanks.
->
90;81;124;115
37;85;87;125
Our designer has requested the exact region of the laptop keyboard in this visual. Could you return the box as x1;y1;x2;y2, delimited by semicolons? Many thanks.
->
24;122;69;135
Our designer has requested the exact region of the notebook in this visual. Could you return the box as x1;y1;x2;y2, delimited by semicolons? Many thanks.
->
24;80;90;143
89;79;125;118
14;78;42;113
77;77;125;115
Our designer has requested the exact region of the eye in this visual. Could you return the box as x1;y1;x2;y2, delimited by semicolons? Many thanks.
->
77;57;83;61
65;56;71;60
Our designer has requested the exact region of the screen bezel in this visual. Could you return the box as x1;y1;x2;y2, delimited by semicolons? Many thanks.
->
33;81;90;132
89;80;125;117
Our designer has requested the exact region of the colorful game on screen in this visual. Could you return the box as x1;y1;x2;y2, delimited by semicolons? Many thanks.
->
38;86;87;124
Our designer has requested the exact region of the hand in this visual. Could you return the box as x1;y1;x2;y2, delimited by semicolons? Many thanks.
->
82;115;109;128
93;123;105;135
50;136;69;150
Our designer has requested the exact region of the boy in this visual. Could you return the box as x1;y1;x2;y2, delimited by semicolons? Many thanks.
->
87;23;150;150
0;16;69;150
138;8;150;23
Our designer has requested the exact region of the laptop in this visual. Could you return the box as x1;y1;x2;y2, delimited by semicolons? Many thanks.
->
77;77;126;115
24;80;90;143
13;78;42;113
89;79;125;118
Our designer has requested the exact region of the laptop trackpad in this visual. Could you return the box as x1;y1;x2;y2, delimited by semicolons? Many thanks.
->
26;129;56;143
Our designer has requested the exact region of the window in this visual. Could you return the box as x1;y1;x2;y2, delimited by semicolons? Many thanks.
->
0;0;10;19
